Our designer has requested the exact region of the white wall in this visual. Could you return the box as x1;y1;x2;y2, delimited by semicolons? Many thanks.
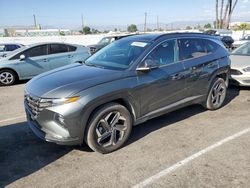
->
0;34;106;46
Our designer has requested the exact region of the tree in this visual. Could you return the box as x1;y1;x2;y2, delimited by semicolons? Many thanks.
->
215;0;239;29
204;23;212;29
83;26;91;34
91;28;99;34
216;0;219;28
127;24;138;32
186;26;192;30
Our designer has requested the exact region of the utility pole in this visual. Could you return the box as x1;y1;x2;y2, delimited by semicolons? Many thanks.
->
144;12;147;33
81;14;84;30
157;16;159;31
33;14;37;29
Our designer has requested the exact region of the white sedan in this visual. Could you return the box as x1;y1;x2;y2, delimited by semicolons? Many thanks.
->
230;42;250;86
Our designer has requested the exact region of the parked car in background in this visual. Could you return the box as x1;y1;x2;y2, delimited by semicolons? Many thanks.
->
88;34;136;54
0;42;90;86
220;36;234;50
0;43;24;57
233;35;250;49
230;42;250;86
24;33;230;153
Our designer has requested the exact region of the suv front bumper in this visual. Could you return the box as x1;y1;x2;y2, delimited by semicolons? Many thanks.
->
25;102;82;145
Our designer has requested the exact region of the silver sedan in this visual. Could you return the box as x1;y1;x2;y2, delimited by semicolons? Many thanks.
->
230;42;250;86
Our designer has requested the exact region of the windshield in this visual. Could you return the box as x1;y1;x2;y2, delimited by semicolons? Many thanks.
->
85;39;151;70
232;42;250;55
5;45;27;58
98;37;111;45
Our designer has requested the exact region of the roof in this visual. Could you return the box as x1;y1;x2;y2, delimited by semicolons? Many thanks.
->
122;32;219;42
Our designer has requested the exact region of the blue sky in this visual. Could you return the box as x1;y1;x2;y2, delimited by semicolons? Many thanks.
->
0;0;250;29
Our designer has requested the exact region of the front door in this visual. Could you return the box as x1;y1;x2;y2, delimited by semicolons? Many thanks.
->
137;39;186;117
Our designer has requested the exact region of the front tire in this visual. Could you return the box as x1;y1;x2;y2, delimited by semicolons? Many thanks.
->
86;103;132;154
203;77;227;110
0;70;17;86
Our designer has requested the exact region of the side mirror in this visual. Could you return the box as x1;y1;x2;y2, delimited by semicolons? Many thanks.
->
20;54;26;61
136;59;158;72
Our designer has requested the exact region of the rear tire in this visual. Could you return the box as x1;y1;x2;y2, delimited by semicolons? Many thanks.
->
86;103;132;154
203;77;227;110
0;70;17;86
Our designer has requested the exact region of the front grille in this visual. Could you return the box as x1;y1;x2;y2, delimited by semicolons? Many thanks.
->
25;94;43;118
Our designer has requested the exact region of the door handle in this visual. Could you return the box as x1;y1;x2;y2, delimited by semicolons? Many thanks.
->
43;58;48;62
68;55;73;58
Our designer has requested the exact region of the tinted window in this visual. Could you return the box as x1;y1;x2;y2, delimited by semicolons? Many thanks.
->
50;44;68;54
5;44;20;51
148;40;176;65
10;45;48;60
26;45;48;57
68;45;77;52
178;38;207;60
204;39;220;53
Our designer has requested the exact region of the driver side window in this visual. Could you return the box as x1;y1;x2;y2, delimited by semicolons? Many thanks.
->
148;40;177;66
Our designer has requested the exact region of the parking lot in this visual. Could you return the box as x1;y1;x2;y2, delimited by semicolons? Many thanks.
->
0;82;250;188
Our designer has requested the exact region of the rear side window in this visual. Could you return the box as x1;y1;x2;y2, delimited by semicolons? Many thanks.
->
49;44;68;54
68;45;77;52
203;39;220;53
178;38;207;60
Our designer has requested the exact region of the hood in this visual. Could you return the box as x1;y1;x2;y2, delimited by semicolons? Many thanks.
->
26;63;126;98
230;55;250;69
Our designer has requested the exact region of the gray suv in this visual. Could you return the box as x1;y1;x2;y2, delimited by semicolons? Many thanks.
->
24;33;230;153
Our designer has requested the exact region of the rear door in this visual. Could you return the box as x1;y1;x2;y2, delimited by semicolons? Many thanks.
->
178;38;212;97
48;44;73;70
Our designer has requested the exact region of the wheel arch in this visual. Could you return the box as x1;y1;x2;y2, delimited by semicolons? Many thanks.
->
0;67;20;81
80;95;138;145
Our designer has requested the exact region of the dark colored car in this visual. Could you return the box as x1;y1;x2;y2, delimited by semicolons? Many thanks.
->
88;34;135;54
220;36;234;49
24;33;230;153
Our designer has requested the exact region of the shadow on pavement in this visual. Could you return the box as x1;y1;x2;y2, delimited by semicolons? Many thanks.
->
0;122;73;187
128;86;240;146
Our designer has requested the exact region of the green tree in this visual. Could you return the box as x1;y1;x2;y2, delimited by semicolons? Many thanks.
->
127;24;138;32
204;23;212;29
186;26;192;30
83;26;91;34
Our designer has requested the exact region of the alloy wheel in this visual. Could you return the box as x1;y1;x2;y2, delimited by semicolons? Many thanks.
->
95;111;127;148
0;72;14;85
211;81;226;107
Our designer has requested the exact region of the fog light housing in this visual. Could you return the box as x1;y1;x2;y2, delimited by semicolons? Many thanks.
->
54;113;65;126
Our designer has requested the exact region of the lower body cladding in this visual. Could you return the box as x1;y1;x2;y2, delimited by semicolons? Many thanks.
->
24;101;83;145
230;74;250;86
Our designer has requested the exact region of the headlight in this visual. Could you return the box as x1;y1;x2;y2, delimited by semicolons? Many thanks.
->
40;96;80;108
243;67;250;72
230;69;243;75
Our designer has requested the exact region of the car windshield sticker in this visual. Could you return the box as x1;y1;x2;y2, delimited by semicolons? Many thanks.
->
131;42;148;47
